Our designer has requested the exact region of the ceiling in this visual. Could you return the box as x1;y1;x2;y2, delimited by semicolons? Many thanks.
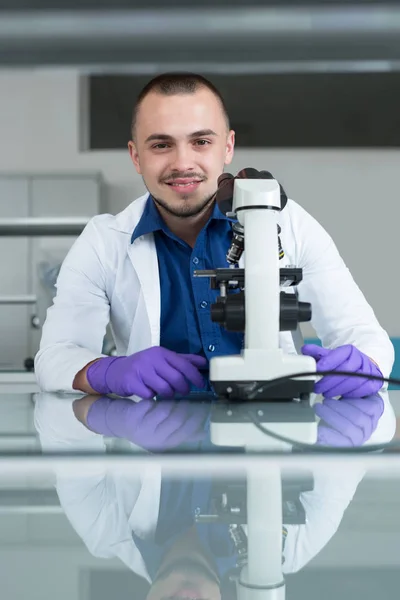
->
2;3;400;70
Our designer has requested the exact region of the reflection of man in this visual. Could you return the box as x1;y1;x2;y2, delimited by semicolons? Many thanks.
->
34;391;396;600
143;527;223;600
71;394;239;599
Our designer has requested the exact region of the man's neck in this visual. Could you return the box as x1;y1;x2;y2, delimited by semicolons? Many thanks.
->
156;201;215;248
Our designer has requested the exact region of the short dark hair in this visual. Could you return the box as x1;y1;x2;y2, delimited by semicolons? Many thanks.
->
131;72;230;139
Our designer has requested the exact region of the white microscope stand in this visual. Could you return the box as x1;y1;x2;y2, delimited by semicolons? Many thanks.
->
208;178;318;599
210;179;315;406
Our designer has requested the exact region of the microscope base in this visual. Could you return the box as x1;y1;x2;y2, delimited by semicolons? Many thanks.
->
212;378;313;401
210;350;316;401
210;401;317;449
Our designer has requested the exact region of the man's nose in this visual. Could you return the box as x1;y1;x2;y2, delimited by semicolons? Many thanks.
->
169;145;196;173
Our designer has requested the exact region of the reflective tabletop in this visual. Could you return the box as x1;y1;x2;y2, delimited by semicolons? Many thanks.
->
2;388;400;455
1;388;400;599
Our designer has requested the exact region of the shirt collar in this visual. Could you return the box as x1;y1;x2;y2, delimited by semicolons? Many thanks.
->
131;195;166;243
211;199;236;223
131;194;235;244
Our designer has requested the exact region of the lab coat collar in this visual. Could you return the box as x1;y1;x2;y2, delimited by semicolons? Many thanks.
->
111;193;150;235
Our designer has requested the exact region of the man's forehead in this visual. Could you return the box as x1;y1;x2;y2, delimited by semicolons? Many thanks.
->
136;89;226;132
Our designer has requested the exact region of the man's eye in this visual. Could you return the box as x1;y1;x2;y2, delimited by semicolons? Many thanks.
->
195;139;210;146
152;143;169;149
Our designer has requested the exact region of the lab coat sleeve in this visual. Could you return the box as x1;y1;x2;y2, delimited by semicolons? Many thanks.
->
282;464;366;573
34;393;152;578
34;217;111;392
289;200;394;379
54;471;150;577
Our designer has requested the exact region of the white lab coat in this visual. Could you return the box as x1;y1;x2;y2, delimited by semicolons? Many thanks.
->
34;193;394;394
34;392;395;581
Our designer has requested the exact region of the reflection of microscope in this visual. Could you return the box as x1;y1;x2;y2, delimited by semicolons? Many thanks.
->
194;171;318;599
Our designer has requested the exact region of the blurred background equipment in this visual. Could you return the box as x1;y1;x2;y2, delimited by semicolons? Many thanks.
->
0;174;101;372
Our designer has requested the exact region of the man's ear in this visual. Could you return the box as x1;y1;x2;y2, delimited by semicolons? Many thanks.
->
224;129;235;166
128;141;142;174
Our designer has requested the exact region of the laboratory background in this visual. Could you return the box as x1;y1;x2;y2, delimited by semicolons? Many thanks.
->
1;1;400;599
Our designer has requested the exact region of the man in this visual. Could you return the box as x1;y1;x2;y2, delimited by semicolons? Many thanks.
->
35;72;393;403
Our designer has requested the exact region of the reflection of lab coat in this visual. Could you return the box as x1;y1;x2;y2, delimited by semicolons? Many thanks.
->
35;193;394;393
34;392;395;581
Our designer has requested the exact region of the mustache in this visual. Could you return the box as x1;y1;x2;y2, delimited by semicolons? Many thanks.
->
161;173;206;182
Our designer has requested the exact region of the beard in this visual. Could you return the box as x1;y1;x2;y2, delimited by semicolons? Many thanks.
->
155;557;220;586
151;190;216;218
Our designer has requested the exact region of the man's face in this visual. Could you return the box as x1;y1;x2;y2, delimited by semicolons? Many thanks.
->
128;88;235;218
146;560;221;600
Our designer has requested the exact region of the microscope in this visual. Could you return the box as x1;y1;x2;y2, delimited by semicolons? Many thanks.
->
194;169;317;449
193;169;318;599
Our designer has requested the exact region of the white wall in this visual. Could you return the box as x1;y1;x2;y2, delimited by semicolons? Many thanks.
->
0;543;123;600
0;69;399;335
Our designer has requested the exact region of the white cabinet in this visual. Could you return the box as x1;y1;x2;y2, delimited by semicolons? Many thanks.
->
0;178;30;370
0;174;101;370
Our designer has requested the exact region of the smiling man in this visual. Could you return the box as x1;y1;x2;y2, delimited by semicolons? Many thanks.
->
127;79;234;249
35;72;393;409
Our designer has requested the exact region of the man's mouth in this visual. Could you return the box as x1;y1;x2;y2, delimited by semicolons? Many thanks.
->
164;179;203;192
165;179;202;185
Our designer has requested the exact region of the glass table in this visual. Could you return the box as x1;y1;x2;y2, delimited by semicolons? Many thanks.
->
1;387;400;600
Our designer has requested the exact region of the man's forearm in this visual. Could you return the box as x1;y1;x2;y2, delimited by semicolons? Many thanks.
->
73;360;101;394
73;395;100;427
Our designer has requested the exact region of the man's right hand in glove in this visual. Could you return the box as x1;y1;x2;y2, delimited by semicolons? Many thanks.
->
76;346;207;398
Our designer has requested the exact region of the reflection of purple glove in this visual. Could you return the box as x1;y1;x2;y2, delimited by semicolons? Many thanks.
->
302;344;383;398
316;394;384;447
87;347;207;398
86;397;209;451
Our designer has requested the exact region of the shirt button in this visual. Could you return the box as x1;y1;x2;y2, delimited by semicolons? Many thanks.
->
208;344;215;352
192;257;199;265
200;300;208;308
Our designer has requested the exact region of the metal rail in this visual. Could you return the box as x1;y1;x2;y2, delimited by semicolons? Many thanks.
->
0;217;89;236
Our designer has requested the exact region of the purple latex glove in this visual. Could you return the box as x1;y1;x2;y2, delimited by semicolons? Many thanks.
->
86;347;207;398
302;344;383;398
316;394;384;447
86;396;209;451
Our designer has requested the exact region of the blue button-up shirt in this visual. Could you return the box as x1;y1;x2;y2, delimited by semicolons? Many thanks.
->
131;195;244;387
